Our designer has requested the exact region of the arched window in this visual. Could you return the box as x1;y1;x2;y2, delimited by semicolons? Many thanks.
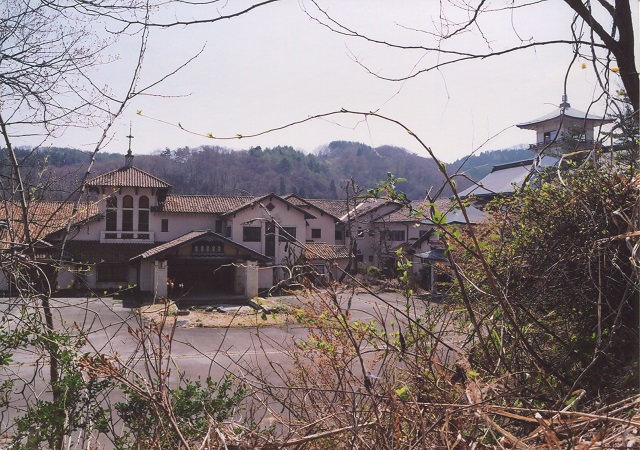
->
106;195;117;231
138;195;149;232
122;195;134;231
123;195;133;208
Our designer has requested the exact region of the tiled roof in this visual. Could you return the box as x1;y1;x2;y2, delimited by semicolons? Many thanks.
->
417;198;487;225
160;195;254;214
131;230;271;262
283;195;306;207
339;198;403;222
87;166;171;189
304;243;351;260
516;105;613;129
222;193;316;219
134;231;206;260
283;194;345;221
458;156;558;198
304;198;352;219
0;201;100;245
374;201;425;223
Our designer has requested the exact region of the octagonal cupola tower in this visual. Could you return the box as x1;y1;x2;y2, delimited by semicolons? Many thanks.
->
516;95;613;156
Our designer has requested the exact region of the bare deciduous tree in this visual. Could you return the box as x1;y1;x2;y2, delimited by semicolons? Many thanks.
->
301;0;637;112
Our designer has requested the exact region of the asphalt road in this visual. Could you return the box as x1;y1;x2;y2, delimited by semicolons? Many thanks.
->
0;290;436;446
2;290;426;366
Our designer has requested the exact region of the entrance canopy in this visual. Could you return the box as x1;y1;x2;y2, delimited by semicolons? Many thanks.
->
130;230;271;263
131;230;269;302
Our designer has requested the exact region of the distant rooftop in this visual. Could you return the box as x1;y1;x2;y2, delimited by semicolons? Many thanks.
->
459;156;558;199
517;96;613;130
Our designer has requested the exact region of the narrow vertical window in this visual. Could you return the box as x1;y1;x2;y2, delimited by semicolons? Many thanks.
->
161;219;169;232
122;195;134;231
106;195;117;231
138;195;149;232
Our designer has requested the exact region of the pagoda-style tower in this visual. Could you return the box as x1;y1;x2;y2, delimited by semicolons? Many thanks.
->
516;95;613;155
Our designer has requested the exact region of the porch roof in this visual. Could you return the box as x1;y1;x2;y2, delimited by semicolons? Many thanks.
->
130;230;271;262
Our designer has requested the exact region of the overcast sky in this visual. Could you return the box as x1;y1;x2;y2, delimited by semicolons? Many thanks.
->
34;0;637;163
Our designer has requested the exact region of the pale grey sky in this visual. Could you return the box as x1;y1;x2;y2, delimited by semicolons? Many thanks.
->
34;0;636;163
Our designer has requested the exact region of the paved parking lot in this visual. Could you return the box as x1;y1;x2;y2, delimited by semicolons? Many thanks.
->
0;290;436;446
1;290;429;379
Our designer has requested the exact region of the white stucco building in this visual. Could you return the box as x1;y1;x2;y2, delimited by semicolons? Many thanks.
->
0;150;450;301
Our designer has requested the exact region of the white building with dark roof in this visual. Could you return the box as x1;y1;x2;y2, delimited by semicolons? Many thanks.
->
516;95;613;155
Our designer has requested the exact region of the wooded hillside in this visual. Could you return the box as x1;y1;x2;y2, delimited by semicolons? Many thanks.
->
3;142;534;201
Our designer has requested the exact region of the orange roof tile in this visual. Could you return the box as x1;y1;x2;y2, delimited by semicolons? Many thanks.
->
160;195;253;214
284;194;349;221
304;243;351;260
87;166;171;189
0;201;100;245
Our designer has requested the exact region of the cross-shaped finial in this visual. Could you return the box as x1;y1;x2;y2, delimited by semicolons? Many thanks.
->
125;122;134;167
126;122;134;153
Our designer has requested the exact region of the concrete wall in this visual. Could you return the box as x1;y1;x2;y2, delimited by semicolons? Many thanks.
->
154;260;168;298
534;116;595;146
55;267;75;291
235;260;259;299
347;203;401;266
151;213;217;241
304;212;337;245
229;196;309;266
83;186;223;244
258;266;274;290
139;260;154;292
244;261;259;298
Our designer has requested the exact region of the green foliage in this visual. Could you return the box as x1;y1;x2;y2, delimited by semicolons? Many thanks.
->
10;335;113;449
362;265;384;280
455;163;639;401
366;172;409;205
115;375;246;448
0;309;36;366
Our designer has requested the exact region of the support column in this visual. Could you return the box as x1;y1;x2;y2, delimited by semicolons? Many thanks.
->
154;260;168;300
244;260;259;299
235;260;259;299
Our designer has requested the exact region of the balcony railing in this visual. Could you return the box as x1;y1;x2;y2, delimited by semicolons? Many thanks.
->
100;231;155;243
529;139;596;151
